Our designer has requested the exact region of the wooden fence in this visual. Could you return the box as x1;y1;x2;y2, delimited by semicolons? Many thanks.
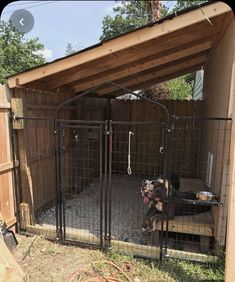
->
0;85;16;228
0;85;230;251
12;89;201;221
14;88;76;223
78;98;202;177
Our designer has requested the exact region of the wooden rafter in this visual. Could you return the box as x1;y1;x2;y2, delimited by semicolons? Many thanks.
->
95;64;203;97
93;52;208;96
48;13;225;90
7;2;232;89
71;41;212;92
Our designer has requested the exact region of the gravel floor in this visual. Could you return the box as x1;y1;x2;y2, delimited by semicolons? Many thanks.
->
37;174;148;244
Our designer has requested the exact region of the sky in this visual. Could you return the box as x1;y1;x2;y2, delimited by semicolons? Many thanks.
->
0;1;176;62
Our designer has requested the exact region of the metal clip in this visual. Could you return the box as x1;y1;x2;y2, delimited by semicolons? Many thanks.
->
159;146;164;154
11;112;17;121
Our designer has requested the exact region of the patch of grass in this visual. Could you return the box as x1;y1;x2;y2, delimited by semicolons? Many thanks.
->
106;251;224;282
15;235;224;282
160;259;224;282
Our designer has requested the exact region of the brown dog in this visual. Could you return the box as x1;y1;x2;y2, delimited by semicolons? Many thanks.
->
141;179;169;231
141;178;210;231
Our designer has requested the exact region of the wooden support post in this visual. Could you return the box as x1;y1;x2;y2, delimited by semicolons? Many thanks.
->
19;203;30;230
13;90;35;225
225;41;235;282
0;85;16;230
11;98;24;129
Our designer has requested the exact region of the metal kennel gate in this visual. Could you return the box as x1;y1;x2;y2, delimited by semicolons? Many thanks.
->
55;118;169;257
54;82;171;260
55;119;108;248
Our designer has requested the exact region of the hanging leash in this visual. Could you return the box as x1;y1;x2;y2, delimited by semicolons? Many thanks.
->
127;131;134;175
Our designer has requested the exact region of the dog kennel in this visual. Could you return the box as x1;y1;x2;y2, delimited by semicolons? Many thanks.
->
10;85;231;263
1;2;234;268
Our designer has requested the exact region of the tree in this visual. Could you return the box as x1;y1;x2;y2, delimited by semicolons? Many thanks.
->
139;83;171;100
65;43;77;55
100;1;204;100
167;75;195;100
173;0;210;12
0;21;45;84
100;0;168;41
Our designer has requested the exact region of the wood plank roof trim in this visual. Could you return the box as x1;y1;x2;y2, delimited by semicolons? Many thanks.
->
7;1;233;89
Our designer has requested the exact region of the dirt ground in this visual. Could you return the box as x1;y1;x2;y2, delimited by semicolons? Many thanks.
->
13;234;224;282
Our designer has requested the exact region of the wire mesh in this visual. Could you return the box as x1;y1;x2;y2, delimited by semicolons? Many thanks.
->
162;117;232;262
58;122;103;247
15;115;231;266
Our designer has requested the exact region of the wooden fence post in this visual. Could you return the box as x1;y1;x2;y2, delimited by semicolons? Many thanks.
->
225;49;235;282
12;89;35;226
0;85;16;229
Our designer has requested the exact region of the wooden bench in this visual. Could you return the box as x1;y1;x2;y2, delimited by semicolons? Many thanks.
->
151;211;214;252
151;178;214;252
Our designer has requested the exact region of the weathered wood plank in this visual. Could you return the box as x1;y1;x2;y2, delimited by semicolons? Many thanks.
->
7;2;232;88
0;102;11;109
11;98;24;129
0;240;25;282
0;85;16;229
27;104;76;110
19;203;30;230
25;224;218;263
100;64;202;97
0;161;19;173
51;27;219;89
73;41;212;92
97;53;208;96
153;211;214;237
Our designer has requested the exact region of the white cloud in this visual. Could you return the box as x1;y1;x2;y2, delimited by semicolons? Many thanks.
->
34;48;53;61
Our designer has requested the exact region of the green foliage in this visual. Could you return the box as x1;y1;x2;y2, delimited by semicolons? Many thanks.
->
167;74;195;100
100;0;168;41
173;0;210;12
100;1;204;100
0;21;45;84
100;1;210;41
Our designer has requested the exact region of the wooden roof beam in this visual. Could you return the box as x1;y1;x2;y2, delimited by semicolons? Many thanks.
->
48;23;220;90
7;2;232;88
71;40;212;93
97;64;203;98
96;53;208;96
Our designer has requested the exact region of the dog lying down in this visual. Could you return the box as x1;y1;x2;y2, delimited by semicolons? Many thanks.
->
141;177;210;232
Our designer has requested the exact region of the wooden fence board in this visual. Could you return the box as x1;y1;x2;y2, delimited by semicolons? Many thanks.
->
0;85;15;228
12;90;203;221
